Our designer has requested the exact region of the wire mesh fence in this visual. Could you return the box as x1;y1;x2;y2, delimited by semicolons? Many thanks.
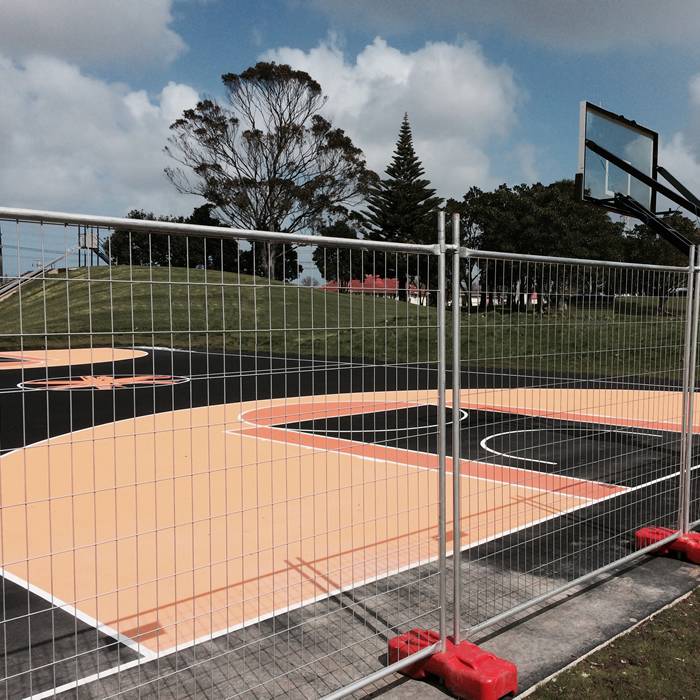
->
0;207;698;699
0;212;447;699
454;251;696;635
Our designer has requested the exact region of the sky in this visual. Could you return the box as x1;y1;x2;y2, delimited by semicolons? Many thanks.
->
2;0;700;220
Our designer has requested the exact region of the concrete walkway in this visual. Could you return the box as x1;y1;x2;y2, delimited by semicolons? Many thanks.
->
367;555;700;698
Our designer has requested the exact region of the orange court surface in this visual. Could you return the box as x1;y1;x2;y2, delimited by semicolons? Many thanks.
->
0;346;690;672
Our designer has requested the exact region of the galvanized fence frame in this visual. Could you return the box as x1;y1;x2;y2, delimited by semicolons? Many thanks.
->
0;205;698;698
0;206;455;699
452;225;699;645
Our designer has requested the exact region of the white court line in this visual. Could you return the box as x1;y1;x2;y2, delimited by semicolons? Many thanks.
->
44;491;591;699
26;659;144;700
284;408;469;436
29;460;640;698
237;403;630;497
464;402;686;434
0;344;684;696
230;424;597;500
135;345;692;392
132;453;614;661
620;461;700;494
234;406;625;498
481;430;556;465
1;401;540;698
0;564;157;663
134;345;680;382
480;427;663;466
15;375;190;392
0;420;162;681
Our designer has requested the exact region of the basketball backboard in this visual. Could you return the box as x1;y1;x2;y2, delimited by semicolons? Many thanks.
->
577;101;658;215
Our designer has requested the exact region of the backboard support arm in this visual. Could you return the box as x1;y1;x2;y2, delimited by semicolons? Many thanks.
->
612;194;692;256
585;139;700;219
657;166;700;210
584;138;699;255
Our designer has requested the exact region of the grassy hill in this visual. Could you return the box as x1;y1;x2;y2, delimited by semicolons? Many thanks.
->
0;266;688;381
0;266;438;363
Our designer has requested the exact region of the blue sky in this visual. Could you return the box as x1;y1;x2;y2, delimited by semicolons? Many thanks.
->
2;0;700;219
162;0;700;186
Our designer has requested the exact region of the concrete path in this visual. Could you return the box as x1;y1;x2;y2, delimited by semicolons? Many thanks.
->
368;555;700;698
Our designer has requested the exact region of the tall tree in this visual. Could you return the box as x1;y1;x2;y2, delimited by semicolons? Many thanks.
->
459;180;627;312
623;210;699;267
105;205;238;271
622;210;699;312
164;62;374;280
461;180;626;261
363;114;442;298
311;216;365;286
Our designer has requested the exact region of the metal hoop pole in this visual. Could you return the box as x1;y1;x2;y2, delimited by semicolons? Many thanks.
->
451;212;462;642
437;210;447;650
680;245;699;533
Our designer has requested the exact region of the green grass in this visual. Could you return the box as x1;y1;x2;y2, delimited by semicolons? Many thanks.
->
0;266;438;363
0;265;688;380
529;587;700;700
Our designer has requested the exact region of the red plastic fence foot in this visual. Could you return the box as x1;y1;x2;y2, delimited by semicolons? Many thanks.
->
388;629;518;700
635;526;700;564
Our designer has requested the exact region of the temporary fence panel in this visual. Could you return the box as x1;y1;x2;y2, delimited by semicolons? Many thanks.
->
0;209;447;699
453;248;695;637
689;254;700;531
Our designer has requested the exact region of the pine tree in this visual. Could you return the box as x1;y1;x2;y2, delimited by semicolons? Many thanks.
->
364;114;442;297
365;114;442;245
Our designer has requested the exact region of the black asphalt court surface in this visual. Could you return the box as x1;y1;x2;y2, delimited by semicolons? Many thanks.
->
283;404;688;488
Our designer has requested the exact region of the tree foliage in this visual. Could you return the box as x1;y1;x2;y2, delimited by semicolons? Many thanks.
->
364;114;442;245
105;205;229;269
621;210;700;311
106;205;302;280
623;211;700;267
446;181;700;313
451;180;627;311
457;180;626;259
311;216;366;285
164;62;374;279
363;114;442;298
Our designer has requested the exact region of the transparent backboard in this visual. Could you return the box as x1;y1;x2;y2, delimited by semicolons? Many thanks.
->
577;101;658;214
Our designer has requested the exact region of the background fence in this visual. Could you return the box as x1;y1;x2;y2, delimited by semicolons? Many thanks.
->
0;206;697;698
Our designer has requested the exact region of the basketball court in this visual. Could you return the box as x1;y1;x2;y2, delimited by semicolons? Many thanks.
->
0;345;693;697
3;100;700;697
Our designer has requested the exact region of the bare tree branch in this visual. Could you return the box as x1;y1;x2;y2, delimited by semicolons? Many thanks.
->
164;62;374;278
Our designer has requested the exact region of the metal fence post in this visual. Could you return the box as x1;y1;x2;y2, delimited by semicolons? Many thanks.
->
437;210;447;650
680;245;700;533
451;212;462;642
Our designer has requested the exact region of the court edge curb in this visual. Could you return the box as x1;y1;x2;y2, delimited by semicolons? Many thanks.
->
514;584;699;698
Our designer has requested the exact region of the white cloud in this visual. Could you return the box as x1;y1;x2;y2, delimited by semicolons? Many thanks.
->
662;133;700;181
251;28;264;48
515;143;539;184
308;0;700;51
656;73;700;214
0;55;200;216
659;133;700;215
689;75;700;109
0;0;185;68
263;36;525;196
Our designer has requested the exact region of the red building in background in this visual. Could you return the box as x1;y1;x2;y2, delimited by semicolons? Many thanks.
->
321;275;428;304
